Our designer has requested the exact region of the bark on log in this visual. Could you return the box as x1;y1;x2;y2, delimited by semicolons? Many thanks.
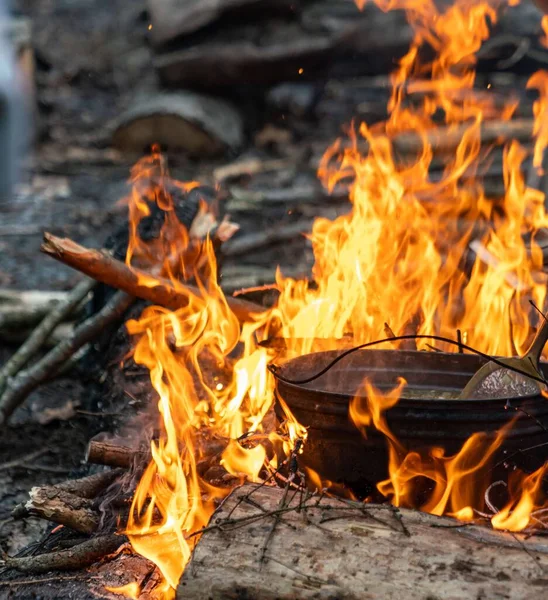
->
13;487;100;534
40;233;263;323
1;535;125;574
180;483;548;599
86;437;149;470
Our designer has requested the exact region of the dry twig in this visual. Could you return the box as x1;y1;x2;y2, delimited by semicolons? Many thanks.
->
0;278;96;395
0;291;134;426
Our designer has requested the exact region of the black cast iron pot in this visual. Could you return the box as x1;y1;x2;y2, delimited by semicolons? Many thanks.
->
274;349;548;493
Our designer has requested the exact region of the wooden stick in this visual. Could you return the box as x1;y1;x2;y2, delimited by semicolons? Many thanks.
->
40;233;263;323
86;438;148;469
12;487;100;534
0;291;134;427
1;534;125;573
0;278;96;394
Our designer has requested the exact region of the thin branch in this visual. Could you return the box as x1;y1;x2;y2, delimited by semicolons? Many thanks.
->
0;278;96;395
1;535;126;573
0;291;134;426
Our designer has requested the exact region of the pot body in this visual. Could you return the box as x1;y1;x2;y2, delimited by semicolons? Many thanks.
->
275;349;548;493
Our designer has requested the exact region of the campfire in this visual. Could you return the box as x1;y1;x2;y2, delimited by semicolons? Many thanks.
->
4;0;548;598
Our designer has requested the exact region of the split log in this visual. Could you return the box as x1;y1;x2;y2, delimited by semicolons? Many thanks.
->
40;233;263;323
112;92;243;157
180;483;548;599
12;487;100;534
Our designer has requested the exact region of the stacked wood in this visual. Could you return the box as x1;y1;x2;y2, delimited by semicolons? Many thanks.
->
180;483;548;599
149;1;548;90
151;2;413;88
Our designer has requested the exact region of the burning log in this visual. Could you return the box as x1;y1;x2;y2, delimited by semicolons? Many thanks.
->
391;118;535;156
180;483;548;599
53;469;124;499
40;233;263;323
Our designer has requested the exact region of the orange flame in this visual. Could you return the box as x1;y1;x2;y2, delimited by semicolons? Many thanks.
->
120;0;548;596
105;583;141;599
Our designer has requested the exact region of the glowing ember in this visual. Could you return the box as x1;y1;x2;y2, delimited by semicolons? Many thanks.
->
119;0;548;597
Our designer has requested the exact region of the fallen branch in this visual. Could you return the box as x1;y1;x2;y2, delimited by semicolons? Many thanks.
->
1;534;125;573
0;291;134;426
12;487;100;534
41;233;263;323
226;184;348;211
0;278;96;394
0;448;48;471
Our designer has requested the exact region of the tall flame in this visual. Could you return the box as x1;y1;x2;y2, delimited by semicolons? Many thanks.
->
121;0;548;596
